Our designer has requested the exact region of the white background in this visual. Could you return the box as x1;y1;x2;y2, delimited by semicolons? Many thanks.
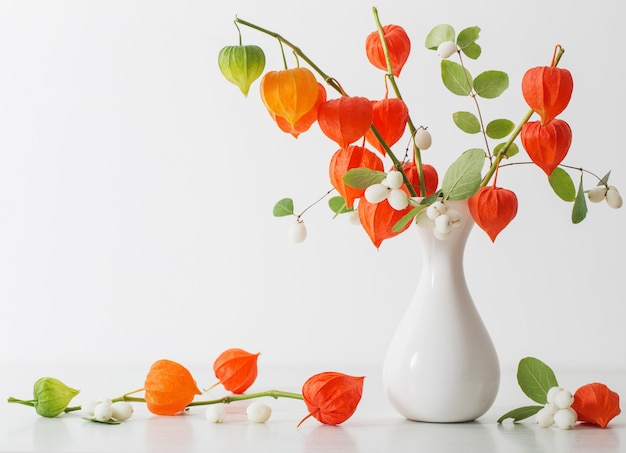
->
0;0;624;378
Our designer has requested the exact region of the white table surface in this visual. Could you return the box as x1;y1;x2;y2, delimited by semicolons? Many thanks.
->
1;362;624;452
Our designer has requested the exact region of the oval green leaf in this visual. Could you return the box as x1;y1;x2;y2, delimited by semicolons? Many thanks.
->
273;198;294;217
343;168;386;189
457;26;480;49
549;167;576;202
473;70;509;99
486;119;515;139
425;24;455;50
516;357;558;404
441;60;473;96
441;148;485;200
453;111;481;134
494;142;519;159
462;42;481;59
497;405;543;424
329;196;352;215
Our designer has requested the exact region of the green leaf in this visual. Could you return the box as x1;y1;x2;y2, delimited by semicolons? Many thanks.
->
441;60;473;96
343;168;386;189
486;119;515;139
549;167;576;202
461;42;481;59
572;173;588;224
329;196;352;215
82;417;121;425
599;171;611;185
517;357;559;404
272;198;294;217
391;206;425;233
497;405;544;424
494;142;519;159
425;24;455;50
453;111;481;134
473;70;509;99
457;26;480;50
441;148;485;200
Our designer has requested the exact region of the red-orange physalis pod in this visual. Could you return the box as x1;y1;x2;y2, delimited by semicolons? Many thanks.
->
358;197;412;248
260;67;319;127
144;359;202;415
213;348;260;394
317;96;374;149
364;98;409;155
521;66;573;125
273;83;327;138
297;372;364;427
402;162;439;196
329;145;384;209
365;24;411;76
571;383;621;428
520;119;572;176
468;186;518;242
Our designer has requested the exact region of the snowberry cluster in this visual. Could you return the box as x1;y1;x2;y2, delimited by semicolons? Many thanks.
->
81;397;134;423
535;386;577;429
587;185;623;209
205;401;272;424
364;170;410;211
417;200;462;240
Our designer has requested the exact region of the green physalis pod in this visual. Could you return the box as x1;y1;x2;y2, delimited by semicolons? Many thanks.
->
33;377;80;417
218;45;266;97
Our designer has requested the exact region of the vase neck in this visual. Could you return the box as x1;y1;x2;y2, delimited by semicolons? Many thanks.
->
416;200;473;262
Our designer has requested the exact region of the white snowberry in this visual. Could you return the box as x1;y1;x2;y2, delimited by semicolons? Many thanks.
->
111;401;134;421
553;407;577;430
546;386;564;405
364;183;390;204
535;406;555;428
553;389;574;409
289;221;307;243
93;402;113;422
426;201;447;220
81;400;98;417
437;41;458;58
388;189;409;210
246;401;272;423
606;186;623;209
205;404;227;423
446;208;462;227
587;186;606;203
385;170;404;190
434;213;453;235
414;128;432;150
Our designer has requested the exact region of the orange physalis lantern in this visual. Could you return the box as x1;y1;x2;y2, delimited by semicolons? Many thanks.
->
520;119;572;176
571;383;621;428
329;145;384;209
273;83;327;138
260;67;319;127
364;98;409;155
297;372;364;427
468;186;518;242
317;96;373;149
358;197;413;248
521;66;573;125
213;348;260;394
144;359;202;415
402;162;439;196
365;24;411;76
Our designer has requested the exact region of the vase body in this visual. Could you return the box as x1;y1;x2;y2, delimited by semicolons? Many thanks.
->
382;200;499;422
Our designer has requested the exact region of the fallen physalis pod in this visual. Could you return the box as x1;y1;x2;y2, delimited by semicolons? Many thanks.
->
213;348;260;394
297;371;364;427
144;359;202;415
571;382;621;428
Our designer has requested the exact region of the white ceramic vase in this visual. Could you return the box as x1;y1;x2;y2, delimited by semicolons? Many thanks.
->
382;200;500;422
